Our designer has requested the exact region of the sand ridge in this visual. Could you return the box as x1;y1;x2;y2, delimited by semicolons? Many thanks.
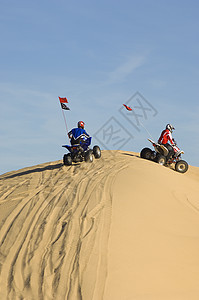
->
0;150;199;300
0;151;129;299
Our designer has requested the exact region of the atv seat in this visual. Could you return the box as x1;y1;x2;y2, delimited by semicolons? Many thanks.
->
156;143;169;157
147;139;169;157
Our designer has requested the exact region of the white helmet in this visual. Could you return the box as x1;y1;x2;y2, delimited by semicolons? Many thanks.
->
166;124;175;133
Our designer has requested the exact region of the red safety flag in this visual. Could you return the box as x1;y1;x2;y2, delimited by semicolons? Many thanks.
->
123;104;132;111
59;97;68;103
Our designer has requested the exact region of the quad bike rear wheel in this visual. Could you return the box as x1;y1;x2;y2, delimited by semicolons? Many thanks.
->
63;153;72;166
93;145;101;159
85;150;93;163
175;160;188;173
140;148;153;160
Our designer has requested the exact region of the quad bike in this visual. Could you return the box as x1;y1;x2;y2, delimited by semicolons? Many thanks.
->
62;137;101;166
140;139;188;173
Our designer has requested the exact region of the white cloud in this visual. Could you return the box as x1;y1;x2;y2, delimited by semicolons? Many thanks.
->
108;55;147;82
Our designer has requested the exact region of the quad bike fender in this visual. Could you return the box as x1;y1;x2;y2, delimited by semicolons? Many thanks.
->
148;139;169;157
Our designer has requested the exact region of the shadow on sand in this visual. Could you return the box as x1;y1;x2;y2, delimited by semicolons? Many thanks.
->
1;162;63;180
121;152;140;158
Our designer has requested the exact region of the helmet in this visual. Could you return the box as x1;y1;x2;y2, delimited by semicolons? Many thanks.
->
166;124;175;133
77;121;85;129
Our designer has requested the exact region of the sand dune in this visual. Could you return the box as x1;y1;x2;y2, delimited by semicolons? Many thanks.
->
0;151;199;300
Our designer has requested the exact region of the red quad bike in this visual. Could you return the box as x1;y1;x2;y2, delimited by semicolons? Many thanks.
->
140;139;189;173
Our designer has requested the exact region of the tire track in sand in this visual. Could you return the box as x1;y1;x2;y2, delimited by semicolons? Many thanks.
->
0;151;132;300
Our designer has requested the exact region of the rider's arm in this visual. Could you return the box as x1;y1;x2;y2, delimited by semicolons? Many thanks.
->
168;132;174;145
83;129;90;138
68;130;72;139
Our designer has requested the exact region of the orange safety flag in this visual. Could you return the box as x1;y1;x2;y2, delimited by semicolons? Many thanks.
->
123;104;132;111
59;97;68;103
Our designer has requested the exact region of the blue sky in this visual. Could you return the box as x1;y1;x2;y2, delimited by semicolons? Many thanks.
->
1;0;199;174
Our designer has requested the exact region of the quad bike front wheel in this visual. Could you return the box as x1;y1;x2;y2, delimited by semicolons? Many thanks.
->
93;145;101;159
140;147;153;160
156;154;167;166
175;160;189;173
85;150;94;163
63;153;72;166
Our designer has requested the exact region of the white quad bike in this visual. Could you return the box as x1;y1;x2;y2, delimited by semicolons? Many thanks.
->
140;139;189;173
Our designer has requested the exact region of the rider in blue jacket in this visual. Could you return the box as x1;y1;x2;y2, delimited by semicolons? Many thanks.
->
68;121;90;145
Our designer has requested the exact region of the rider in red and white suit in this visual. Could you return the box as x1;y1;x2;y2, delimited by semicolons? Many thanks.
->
158;124;175;159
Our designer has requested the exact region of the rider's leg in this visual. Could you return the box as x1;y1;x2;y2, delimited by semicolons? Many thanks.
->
165;143;174;159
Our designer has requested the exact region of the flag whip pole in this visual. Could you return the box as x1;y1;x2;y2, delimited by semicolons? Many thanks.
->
139;121;154;140
62;110;70;143
61;108;69;134
123;104;154;140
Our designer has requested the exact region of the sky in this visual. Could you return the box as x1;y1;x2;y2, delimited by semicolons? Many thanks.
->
1;0;199;174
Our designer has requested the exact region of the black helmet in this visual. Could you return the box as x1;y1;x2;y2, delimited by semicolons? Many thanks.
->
166;124;175;133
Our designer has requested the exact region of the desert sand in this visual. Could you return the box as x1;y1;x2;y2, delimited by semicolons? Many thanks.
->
0;150;199;300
